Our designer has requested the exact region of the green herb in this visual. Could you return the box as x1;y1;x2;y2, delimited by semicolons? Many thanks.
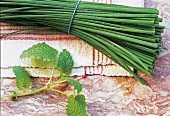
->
1;42;87;116
12;66;31;90
66;94;87;116
59;77;82;94
20;42;58;62
0;0;165;85
57;49;74;76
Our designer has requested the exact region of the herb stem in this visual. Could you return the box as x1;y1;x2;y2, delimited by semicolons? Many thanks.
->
48;88;69;97
1;79;68;98
46;64;55;86
1;86;47;98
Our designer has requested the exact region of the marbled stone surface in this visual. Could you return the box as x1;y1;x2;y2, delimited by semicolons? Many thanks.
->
1;0;170;116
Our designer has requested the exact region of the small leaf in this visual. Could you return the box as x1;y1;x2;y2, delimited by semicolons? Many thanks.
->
60;77;82;94
20;42;58;62
57;49;74;75
12;66;31;90
66;94;87;116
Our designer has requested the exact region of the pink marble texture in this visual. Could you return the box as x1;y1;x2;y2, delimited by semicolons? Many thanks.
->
1;0;170;116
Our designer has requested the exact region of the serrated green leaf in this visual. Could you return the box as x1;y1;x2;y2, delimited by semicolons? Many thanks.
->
66;94;87;116
12;66;31;90
20;42;58;62
60;77;82;94
57;49;74;75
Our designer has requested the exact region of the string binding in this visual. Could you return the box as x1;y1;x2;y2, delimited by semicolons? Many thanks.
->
68;0;81;34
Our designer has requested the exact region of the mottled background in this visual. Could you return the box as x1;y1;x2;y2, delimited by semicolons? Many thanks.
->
1;0;170;116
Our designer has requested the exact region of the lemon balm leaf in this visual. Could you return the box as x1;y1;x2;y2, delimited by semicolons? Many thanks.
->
66;94;87;116
12;66;31;90
60;77;82;94
57;49;74;75
20;42;58;62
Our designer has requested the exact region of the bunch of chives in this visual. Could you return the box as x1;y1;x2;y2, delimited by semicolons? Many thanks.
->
0;0;164;85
